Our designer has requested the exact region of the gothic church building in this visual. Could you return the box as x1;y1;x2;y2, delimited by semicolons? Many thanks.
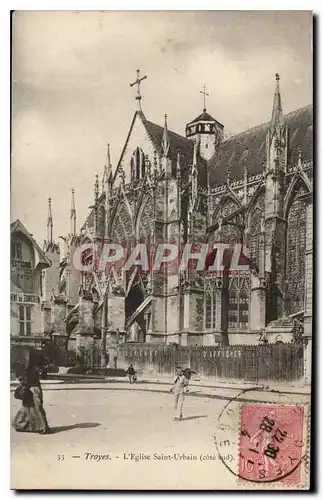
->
42;74;313;350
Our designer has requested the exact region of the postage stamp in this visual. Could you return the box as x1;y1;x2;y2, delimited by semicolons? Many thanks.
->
239;403;306;485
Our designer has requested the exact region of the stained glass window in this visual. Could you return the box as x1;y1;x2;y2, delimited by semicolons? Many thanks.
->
228;279;249;329
205;291;216;329
212;199;242;245
111;203;133;242
239;289;249;326
228;289;238;329
285;197;307;315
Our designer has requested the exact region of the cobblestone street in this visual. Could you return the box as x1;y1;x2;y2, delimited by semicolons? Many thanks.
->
11;382;310;489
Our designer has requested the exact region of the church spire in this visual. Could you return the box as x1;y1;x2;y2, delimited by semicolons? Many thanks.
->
191;143;198;205
161;114;170;158
102;143;112;191
47;197;53;244
93;174;100;236
270;73;284;131
70;189;76;236
266;73;286;173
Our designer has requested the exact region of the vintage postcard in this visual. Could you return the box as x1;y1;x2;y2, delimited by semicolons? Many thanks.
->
10;10;313;490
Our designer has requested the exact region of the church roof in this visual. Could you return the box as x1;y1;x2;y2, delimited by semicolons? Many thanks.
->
143;118;208;185
143;118;194;164
11;219;52;267
113;110;206;184
187;111;224;128
209;104;313;187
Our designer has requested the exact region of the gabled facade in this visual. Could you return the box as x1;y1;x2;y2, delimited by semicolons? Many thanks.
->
10;219;51;337
37;74;312;353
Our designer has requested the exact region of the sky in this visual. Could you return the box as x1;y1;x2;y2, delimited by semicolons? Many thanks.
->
11;10;313;245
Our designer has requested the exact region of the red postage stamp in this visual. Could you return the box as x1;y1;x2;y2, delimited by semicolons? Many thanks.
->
239;403;305;485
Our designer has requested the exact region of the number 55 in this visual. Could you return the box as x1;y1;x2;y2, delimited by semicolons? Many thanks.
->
57;454;65;461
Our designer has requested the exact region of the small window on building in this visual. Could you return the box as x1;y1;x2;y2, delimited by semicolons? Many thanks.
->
11;241;22;260
18;305;32;336
131;147;146;181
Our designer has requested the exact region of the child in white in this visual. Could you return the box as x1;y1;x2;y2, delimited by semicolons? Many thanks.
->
171;368;191;420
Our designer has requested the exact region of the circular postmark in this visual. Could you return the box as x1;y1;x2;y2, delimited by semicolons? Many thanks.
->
214;388;308;485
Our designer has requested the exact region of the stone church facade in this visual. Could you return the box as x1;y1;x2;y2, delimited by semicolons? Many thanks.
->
41;74;313;351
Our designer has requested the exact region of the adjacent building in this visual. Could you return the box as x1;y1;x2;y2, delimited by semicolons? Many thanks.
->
10;219;51;339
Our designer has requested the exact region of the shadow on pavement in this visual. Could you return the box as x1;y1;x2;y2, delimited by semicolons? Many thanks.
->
50;422;101;433
180;415;208;421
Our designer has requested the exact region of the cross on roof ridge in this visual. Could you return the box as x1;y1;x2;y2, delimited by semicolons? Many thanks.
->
130;69;147;111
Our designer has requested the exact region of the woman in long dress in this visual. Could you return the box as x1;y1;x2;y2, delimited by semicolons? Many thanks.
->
12;362;50;434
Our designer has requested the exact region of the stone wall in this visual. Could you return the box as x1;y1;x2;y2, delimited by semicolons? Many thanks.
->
107;292;125;332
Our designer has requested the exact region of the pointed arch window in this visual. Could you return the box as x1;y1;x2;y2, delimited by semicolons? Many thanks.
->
228;278;249;330
131;147;146;181
212;199;242;246
285;196;307;315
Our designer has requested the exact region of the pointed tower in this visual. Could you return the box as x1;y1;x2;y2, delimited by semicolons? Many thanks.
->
264;73;287;322
42;197;60;304
266;73;287;176
47;197;53;245
93;173;100;237
161;114;172;177
102;144;112;238
70;189;76;236
102;143;112;193
191;142;198;208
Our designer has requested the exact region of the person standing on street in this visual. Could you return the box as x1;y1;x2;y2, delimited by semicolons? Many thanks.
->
126;364;136;384
171;368;191;421
12;356;50;434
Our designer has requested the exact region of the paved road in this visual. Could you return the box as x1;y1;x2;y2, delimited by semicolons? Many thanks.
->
11;384;310;490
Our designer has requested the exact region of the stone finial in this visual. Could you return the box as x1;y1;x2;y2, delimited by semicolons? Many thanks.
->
176;150;181;179
47;197;53;244
297;149;303;170
70;188;76;236
161;114;170;158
